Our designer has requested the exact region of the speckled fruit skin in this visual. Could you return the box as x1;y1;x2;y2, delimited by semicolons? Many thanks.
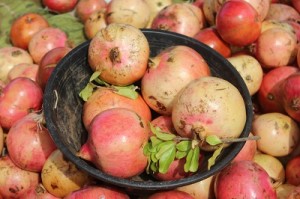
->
214;160;277;199
79;108;150;178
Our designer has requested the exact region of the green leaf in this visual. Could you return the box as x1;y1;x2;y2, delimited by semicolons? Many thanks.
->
206;135;223;146
158;145;176;174
176;151;188;159
208;144;224;170
184;147;200;172
113;85;139;100
150;161;158;172
47;12;87;47
176;140;192;152
189;146;200;172
149;123;176;141
155;141;175;159
90;71;101;82
184;149;193;172
151;152;158;163
143;143;151;156
79;83;95;101
150;136;163;147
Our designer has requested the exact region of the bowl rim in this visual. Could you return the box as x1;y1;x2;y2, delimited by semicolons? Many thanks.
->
43;29;253;191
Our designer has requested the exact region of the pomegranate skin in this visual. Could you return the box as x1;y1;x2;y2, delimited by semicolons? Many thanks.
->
214;160;277;199
78;108;150;178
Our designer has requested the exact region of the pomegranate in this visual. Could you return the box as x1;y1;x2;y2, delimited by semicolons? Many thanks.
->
42;0;78;13
265;3;300;22
82;86;152;130
21;183;61;199
141;45;211;115
9;13;49;50
193;26;231;58
253;153;286;188
41;149;91;198
281;72;300;122
28;27;69;64
0;126;3;155
64;185;130;199
227;54;263;96
232;132;257;162
214;160;277;198
150;116;193;181
147;190;195;199
37;46;72;90
176;176;215;199
0;77;43;130
75;0;107;22
7;63;39;82
257;66;299;113
151;3;206;37
106;0;151;28
171;76;246;151
84;10;107;39
286;154;300;186
252;112;300;157
215;0;262;47
0;155;39;198
276;184;297;199
292;0;300;13
252;27;297;68
287;186;300;199
88;23;150;86
78;108;150;178
6;112;57;172
0;46;33;83
145;0;173;28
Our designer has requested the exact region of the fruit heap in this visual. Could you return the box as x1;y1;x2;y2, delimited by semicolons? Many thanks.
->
1;0;300;198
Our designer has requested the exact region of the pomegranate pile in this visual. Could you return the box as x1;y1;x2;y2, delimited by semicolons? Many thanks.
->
1;0;300;198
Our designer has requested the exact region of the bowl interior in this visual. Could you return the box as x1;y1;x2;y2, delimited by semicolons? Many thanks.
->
43;29;253;191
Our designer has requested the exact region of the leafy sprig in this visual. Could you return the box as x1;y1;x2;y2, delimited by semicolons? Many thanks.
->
79;71;139;101
144;123;201;174
144;123;260;174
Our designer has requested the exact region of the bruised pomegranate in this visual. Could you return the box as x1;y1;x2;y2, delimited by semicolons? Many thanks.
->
0;46;33;83
78;108;150;178
0;155;39;198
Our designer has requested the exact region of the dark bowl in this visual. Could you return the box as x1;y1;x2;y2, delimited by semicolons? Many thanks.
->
43;29;253;191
